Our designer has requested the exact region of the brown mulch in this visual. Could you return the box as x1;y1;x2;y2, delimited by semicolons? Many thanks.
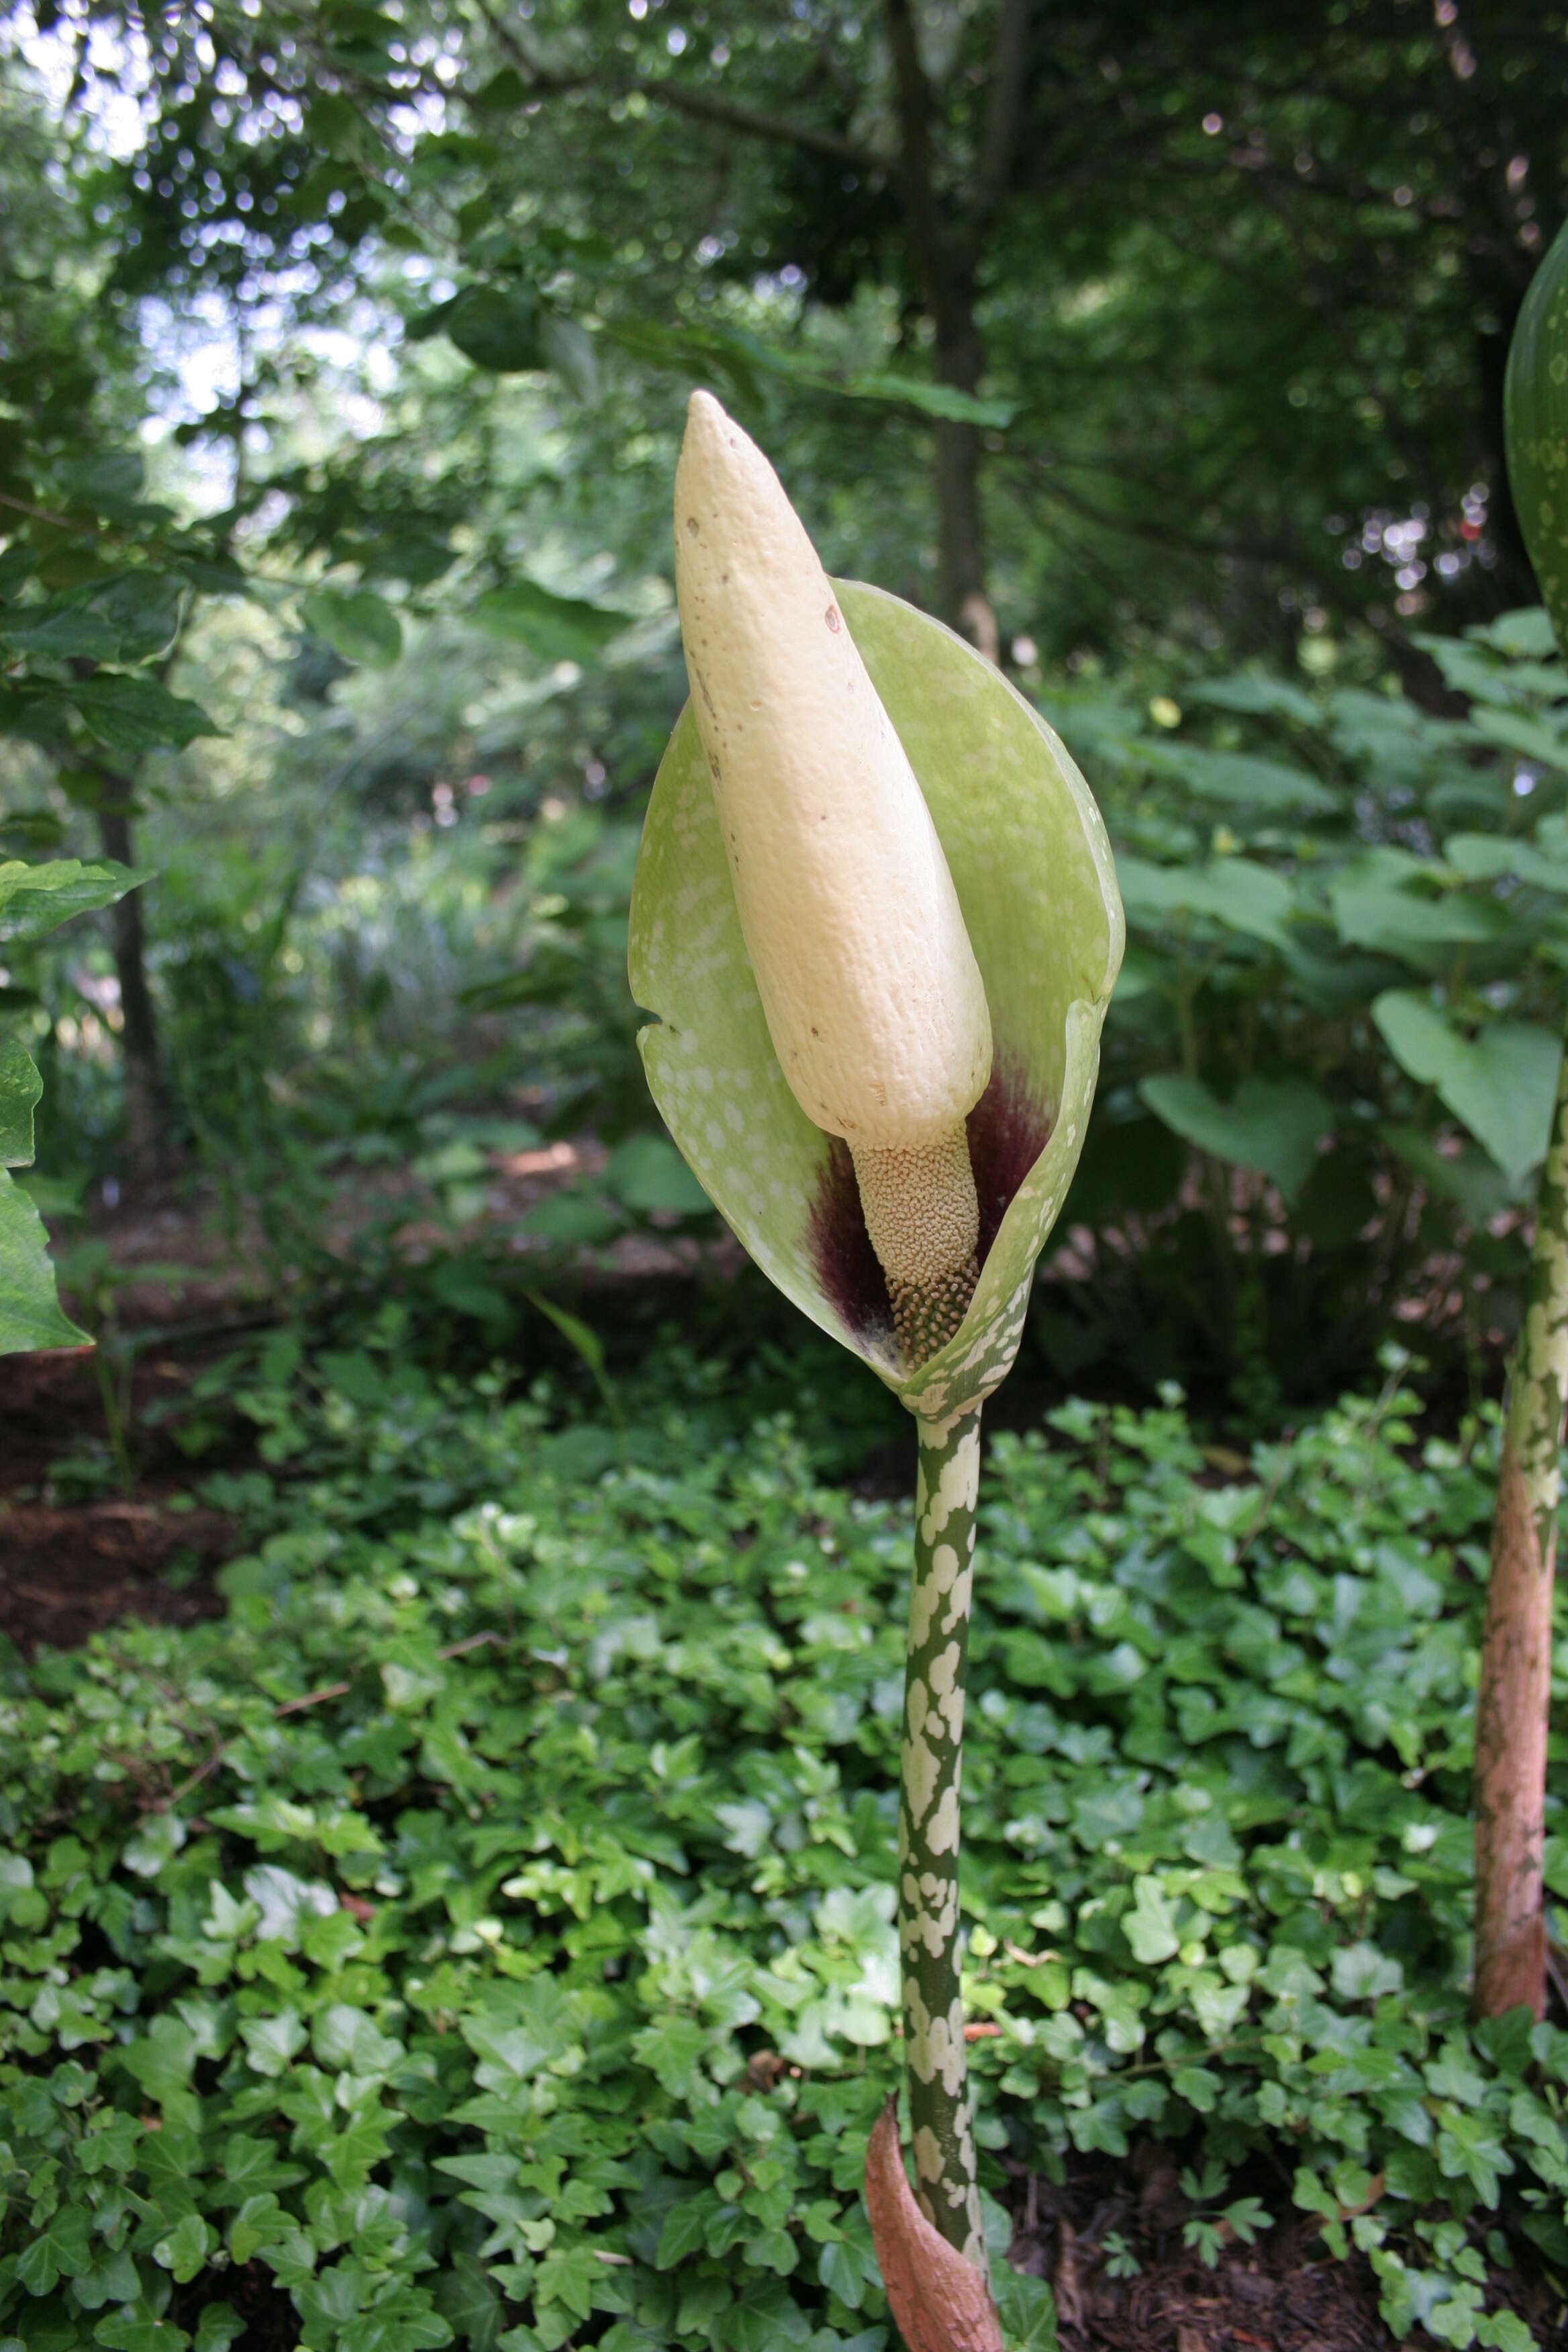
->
0;1342;235;1656
0;1489;232;1655
1003;2140;1567;2351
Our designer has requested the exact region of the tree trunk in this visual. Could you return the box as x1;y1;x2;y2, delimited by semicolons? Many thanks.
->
882;0;1001;659
1473;1047;1568;2018
932;311;998;663
96;788;168;1185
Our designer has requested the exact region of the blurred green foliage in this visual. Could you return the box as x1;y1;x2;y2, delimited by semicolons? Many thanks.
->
5;3;1568;1400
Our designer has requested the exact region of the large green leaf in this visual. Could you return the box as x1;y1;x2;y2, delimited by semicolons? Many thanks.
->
1445;832;1568;894
1384;1124;1523;1227
1505;217;1568;657
1185;675;1320;726
1467;706;1568;773
603;1132;713;1218
607;318;1018;428
69;672;217;756
1116;855;1297;952
1140;1073;1332;1199
540;311;601;407
1474;608;1559;660
838;369;1018;428
1373;991;1562;1179
1136;741;1337;816
299;589;403;671
1331;852;1509;963
474;579;632;665
0;1168;89;1352
630;581;1123;1418
0;1038;41;1167
0;575;183;667
434;283;544;372
0;857;145;942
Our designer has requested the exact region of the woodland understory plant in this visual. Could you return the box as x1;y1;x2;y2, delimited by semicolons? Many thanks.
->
1473;217;1568;2022
630;394;1122;2345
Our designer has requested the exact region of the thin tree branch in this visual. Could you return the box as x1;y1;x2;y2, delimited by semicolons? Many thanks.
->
645;80;881;173
470;0;885;175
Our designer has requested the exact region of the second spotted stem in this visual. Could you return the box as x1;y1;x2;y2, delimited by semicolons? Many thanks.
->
897;1403;987;2274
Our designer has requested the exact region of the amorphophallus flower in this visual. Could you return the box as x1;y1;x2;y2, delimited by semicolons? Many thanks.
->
630;393;1123;2341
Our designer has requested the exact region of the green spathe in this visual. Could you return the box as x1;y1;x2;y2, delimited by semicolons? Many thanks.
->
630;580;1124;1418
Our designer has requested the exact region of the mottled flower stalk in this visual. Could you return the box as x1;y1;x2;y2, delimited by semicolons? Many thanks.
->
897;1404;987;2267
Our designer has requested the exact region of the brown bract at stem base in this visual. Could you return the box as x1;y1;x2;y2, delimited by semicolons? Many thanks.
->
863;2100;1002;2352
1473;1438;1555;2020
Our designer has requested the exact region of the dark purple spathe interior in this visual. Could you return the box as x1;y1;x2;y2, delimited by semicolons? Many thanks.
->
807;1057;1053;1351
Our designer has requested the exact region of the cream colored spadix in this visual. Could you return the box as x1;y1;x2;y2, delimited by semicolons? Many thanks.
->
674;389;993;1363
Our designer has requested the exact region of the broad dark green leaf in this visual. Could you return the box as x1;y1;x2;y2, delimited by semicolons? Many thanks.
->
70;672;218;756
474;579;632;665
1138;740;1338;817
0;856;145;942
1117;855;1299;951
299;588;403;670
602;1133;712;1218
0;1038;41;1183
1141;1073;1332;1197
442;283;544;372
540;311;601;407
1373;992;1562;1179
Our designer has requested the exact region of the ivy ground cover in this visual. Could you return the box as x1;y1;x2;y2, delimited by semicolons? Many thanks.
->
2;1343;1568;2351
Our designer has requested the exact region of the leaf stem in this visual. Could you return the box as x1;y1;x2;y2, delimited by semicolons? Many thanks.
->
897;1403;988;2273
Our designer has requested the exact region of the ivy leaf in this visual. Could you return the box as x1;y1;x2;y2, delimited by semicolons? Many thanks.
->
717;2277;812;2352
192;2307;244;2352
1122;1877;1181;1965
434;2250;503;2351
656;2196;717;2269
153;2214;215;2284
993;2265;1060;2351
534;2244;599;2321
238;2010;307;2077
16;2199;93;2294
94;2306;194;2352
816;2239;863;2308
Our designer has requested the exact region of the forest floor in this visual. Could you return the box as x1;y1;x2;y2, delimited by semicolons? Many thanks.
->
5;1357;1564;2349
0;1341;233;1653
4;1169;1561;2351
1005;2137;1561;2350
